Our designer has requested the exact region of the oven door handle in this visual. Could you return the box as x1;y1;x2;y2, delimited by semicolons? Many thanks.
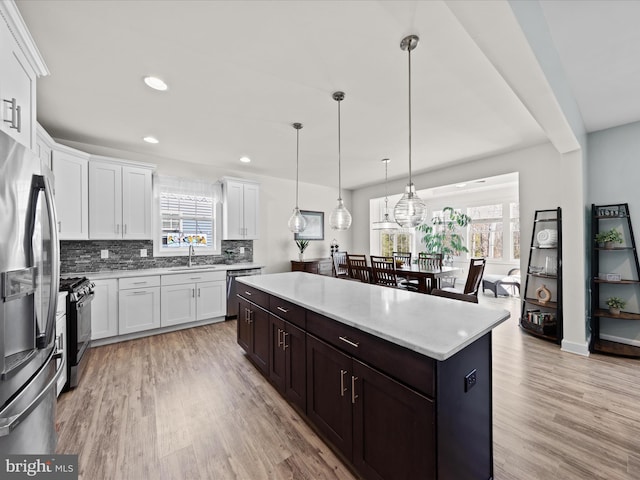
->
0;354;63;437
76;292;95;309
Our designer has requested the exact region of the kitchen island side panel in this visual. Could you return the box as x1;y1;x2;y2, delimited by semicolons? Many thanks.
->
437;332;493;480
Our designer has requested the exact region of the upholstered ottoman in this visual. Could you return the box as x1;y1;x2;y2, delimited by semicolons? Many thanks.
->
482;268;520;297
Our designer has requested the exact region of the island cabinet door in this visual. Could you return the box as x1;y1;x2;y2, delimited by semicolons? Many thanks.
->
352;359;436;480
283;321;306;412
249;304;270;375
306;334;353;460
237;297;252;353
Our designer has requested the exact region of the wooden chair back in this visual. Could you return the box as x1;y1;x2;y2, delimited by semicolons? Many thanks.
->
418;252;443;269
462;258;486;295
392;251;411;268
346;254;371;283
332;251;348;277
370;255;399;287
430;289;479;304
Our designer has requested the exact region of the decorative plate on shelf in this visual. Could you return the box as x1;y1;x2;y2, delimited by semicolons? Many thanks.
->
536;229;558;247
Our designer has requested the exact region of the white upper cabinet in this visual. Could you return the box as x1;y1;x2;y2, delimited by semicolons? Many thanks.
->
222;177;260;240
35;123;54;170
0;2;49;150
89;156;154;240
51;144;90;240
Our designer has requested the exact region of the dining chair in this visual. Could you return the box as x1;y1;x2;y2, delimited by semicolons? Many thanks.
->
370;255;403;288
440;258;486;297
392;251;412;267
346;254;372;283
430;288;479;303
418;252;443;269
332;251;349;278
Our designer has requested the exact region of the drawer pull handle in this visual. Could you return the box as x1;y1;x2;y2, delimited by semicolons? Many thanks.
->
340;369;347;397
276;306;289;314
133;282;147;285
351;376;358;404
190;277;202;280
339;336;359;348
244;291;252;296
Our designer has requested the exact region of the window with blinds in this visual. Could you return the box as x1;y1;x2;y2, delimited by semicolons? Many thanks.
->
160;192;214;249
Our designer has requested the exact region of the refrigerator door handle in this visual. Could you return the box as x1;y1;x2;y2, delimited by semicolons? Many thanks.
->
27;175;60;349
0;356;63;437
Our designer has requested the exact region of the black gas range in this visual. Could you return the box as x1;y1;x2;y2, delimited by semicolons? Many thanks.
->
59;277;95;390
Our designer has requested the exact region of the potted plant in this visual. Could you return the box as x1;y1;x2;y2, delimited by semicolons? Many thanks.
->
606;296;626;315
416;207;472;265
595;228;624;248
295;239;309;261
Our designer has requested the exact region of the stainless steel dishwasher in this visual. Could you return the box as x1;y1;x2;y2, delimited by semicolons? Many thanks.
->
226;268;263;319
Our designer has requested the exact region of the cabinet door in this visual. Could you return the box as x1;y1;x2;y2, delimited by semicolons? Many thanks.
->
161;284;196;327
196;280;226;321
269;315;286;392
284;321;306;412
352;359;436;480
243;182;260;239
223;180;244;239
122;166;152;239
89;161;122;239
0;27;35;149
250;304;270;375
306;334;353;460
91;279;118;340
52;149;89;239
118;287;160;335
55;313;67;397
237;297;252;353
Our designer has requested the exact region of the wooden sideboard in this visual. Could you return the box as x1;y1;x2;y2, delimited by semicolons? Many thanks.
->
291;258;333;276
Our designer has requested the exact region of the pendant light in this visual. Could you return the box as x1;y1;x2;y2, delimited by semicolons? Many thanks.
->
329;91;352;230
288;122;307;233
372;158;398;231
393;35;427;228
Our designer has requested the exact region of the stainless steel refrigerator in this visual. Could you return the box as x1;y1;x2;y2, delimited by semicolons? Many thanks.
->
0;129;61;453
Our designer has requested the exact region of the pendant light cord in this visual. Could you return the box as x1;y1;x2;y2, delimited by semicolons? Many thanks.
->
295;127;300;208
408;45;413;187
384;159;389;211
337;97;343;200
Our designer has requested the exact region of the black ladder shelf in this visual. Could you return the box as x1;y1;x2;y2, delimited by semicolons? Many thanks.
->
590;203;640;357
520;208;563;344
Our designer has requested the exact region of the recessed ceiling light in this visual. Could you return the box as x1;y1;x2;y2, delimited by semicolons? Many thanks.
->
455;183;467;188
143;136;159;144
143;76;168;91
240;156;251;163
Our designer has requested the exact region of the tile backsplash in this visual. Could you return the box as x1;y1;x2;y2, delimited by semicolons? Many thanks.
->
60;240;253;274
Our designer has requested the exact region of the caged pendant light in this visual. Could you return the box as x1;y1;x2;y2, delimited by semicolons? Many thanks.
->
394;35;427;228
288;122;307;233
372;158;398;231
329;91;352;230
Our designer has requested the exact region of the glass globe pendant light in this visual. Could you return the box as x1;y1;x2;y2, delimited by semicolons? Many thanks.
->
372;158;398;231
288;122;307;233
394;35;427;228
329;91;352;230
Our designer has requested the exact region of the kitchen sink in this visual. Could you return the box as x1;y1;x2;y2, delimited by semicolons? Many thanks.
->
168;265;218;272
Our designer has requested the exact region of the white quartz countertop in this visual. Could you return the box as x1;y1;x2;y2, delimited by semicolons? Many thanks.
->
238;272;510;361
64;263;264;280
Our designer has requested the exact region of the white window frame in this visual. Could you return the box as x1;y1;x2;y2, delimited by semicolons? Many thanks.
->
153;175;222;257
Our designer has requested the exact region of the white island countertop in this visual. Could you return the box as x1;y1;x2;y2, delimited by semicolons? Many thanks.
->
238;272;510;361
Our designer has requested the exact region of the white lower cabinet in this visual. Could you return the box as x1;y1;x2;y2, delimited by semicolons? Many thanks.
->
55;292;67;397
91;279;118;340
118;276;160;335
161;271;226;327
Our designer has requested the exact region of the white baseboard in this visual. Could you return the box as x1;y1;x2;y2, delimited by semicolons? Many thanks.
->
561;338;590;356
599;333;640;348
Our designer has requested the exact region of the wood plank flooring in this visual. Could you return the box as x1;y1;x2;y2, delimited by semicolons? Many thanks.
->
56;296;640;479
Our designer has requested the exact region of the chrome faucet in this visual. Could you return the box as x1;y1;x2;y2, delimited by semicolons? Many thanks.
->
188;244;195;267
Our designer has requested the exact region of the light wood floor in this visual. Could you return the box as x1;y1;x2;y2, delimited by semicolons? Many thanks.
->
56;295;640;479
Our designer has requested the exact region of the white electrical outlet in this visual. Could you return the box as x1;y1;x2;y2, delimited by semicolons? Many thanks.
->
140;249;147;257
100;249;109;259
239;247;245;254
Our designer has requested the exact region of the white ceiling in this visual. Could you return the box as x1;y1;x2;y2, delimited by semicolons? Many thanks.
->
15;1;640;190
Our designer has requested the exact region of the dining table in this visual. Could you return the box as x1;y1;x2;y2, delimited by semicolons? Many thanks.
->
396;264;462;294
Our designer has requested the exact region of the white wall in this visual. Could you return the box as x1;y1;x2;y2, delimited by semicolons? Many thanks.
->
588;120;640;346
59;139;352;274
